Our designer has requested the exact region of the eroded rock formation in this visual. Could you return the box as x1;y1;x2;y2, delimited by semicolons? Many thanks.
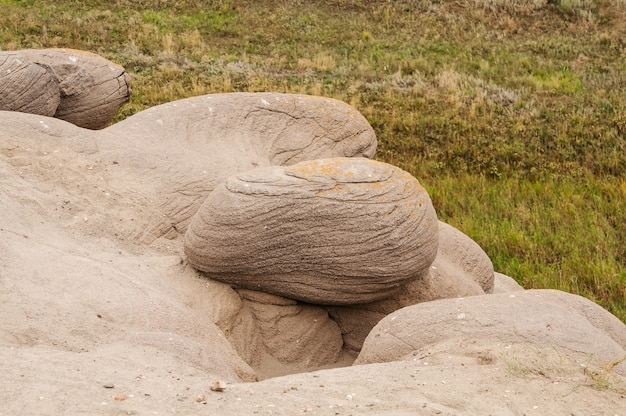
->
2;84;625;415
184;157;439;305
0;92;379;377
0;52;60;116
0;48;131;129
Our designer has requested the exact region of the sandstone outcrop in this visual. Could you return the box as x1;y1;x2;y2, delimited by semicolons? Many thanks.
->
0;49;130;129
184;157;439;305
0;92;378;381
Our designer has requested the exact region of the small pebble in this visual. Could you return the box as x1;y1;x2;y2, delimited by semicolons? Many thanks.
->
210;381;227;392
103;383;114;389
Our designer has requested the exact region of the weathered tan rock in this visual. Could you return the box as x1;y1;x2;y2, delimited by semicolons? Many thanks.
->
325;306;385;354
0;53;60;116
0;49;130;129
3;91;626;415
434;221;494;293
355;289;626;376
0;93;378;380
184;157;439;305
327;221;494;352
493;271;525;293
223;289;346;379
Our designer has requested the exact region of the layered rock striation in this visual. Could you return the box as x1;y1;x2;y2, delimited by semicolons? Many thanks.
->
0;48;130;129
184;157;439;305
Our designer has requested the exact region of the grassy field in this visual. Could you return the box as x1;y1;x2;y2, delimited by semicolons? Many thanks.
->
1;0;625;321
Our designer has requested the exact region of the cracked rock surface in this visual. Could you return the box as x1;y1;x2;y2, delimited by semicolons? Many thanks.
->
327;220;496;353
0;48;131;129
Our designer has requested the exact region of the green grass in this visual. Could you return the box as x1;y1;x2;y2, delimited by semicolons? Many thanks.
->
1;0;625;321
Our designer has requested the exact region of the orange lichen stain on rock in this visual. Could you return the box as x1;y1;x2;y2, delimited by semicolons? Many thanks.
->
291;159;418;198
285;158;389;182
286;158;372;182
283;160;435;233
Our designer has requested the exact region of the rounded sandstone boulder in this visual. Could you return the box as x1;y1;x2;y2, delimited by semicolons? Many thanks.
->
355;289;626;376
184;157;439;305
0;49;130;129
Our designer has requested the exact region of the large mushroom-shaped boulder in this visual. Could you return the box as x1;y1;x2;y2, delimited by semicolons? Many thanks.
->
355;289;626;376
184;157;439;305
0;48;130;129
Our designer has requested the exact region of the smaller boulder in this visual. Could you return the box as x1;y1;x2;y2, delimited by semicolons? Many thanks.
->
0;49;130;129
355;289;626;376
492;272;524;293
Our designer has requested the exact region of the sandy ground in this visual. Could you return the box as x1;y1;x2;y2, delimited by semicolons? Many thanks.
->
3;339;626;415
